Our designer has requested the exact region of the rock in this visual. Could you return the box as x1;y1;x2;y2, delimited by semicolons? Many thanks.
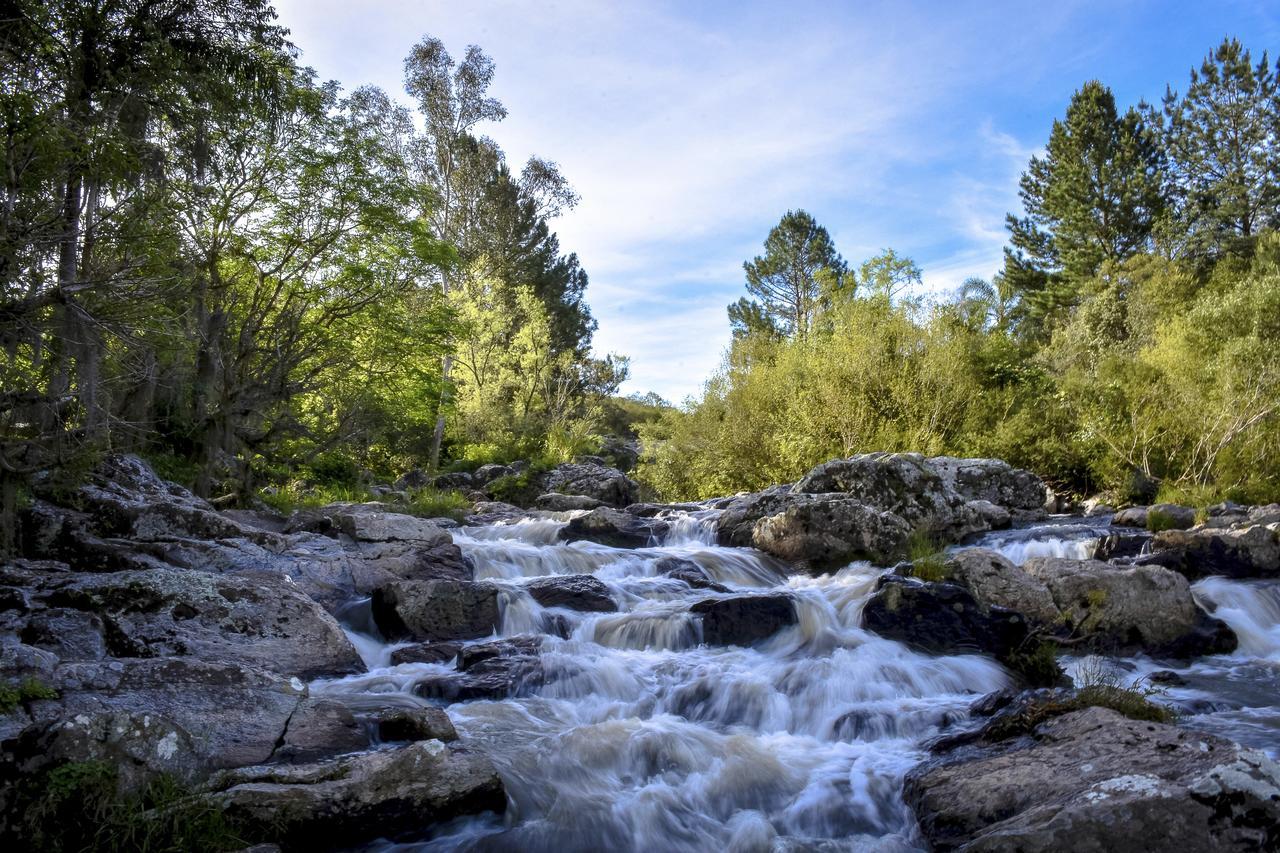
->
1092;533;1149;562
965;500;1012;530
415;636;547;701
523;574;616;612
625;502;705;517
1149;669;1189;687
371;580;500;642
1146;503;1196;531
393;469;431;491
330;509;451;544
861;575;1031;660
654;557;730;592
373;706;457;743
1145;526;1280;580
472;463;517;486
273;698;368;763
21;569;363;678
1208;500;1247;518
1149;609;1238;659
389;641;461;666
751;496;913;568
32;658;308;769
558;508;668;549
1112;506;1149;528
431;471;475;491
926;456;1047;514
1023;558;1199;650
598;436;641;472
534;492;606;512
541;462;639;508
691;594;796;647
715;485;803;548
1085;502;1115;518
943;549;1060;626
905;706;1280;853
210;740;506;850
23;710;204;792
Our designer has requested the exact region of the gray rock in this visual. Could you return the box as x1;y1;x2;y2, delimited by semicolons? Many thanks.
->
1023;558;1199;649
523;574;616;612
1112;506;1149;528
861;576;1032;662
905;706;1280;852
210;740;506;849
273;698;368;763
388;641;461;666
415;636;547;701
654;557;730;592
926;456;1046;513
1146;503;1196;530
943;549;1060;626
371;580;500;641
751;496;913;567
541;462;639;508
23;569;363;678
27;710;204;792
373;706;457;743
1146;525;1280;579
534;492;606;512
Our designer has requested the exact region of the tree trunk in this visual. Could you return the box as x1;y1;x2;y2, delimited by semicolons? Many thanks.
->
429;353;453;472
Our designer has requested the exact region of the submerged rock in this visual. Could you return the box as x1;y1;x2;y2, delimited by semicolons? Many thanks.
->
524;574;616;612
861;575;1031;661
905;706;1280;852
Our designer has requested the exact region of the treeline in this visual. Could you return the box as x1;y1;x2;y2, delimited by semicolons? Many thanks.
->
640;38;1280;505
0;1;624;531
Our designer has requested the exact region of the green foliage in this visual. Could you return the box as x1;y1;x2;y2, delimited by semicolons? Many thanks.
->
1004;640;1065;688
0;677;58;714
1145;508;1179;532
905;530;949;582
485;460;553;506
741;209;848;338
14;761;247;852
403;488;472;521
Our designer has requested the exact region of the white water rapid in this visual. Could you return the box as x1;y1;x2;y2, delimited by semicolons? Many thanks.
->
311;512;1280;850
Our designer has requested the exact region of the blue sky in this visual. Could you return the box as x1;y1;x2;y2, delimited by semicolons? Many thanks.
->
274;0;1279;403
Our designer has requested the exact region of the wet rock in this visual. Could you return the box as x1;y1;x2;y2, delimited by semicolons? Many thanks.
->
905;706;1280;853
625;502;705;517
371;580;500;642
654;557;730;592
1024;558;1200;650
373;706;457;743
1112;506;1149;528
210;740;506;850
534;493;606;512
21;570;363;678
389;641;461;665
861;575;1031;660
691;594;797;647
24;710;204;792
415;637;546;701
1092;533;1149;562
715;485;803;548
524;574;616;612
752;496;914;568
943;549;1060;626
558;508;668;549
927;456;1047;515
1149;609;1238;659
541;462;638;508
1144;525;1280;580
1149;669;1189;686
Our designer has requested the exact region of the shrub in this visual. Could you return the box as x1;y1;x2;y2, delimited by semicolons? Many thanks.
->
403;487;471;521
1004;640;1065;688
306;451;361;486
1145;507;1179;532
0;677;58;714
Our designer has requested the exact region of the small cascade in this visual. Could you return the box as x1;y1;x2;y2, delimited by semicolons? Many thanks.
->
661;509;720;547
964;517;1112;565
1193;577;1280;661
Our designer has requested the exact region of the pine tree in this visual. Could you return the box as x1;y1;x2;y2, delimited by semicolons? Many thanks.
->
742;210;847;338
1161;38;1280;258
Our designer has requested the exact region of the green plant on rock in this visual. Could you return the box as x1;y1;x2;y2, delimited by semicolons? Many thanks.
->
1004;639;1065;688
403;487;471;520
905;529;949;582
1072;655;1173;723
1145;508;1179;533
0;677;58;714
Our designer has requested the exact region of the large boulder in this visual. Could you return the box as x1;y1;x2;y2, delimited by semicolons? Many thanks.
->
926;456;1046;515
1144;525;1280;580
210;740;506;850
861;575;1031;661
371;579;500;642
943;549;1060;626
1023;558;1200;650
751;496;913;567
558;507;668;549
534;493;606;512
523;574;616;612
691;594;797;647
17;568;362;678
1145;503;1196;531
905;706;1280;852
540;462;638;508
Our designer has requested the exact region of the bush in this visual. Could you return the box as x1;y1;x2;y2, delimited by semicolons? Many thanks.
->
1145;507;1179;532
307;451;361;487
905;529;949;581
403;487;471;520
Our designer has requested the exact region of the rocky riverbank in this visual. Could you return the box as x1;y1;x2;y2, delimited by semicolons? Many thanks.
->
2;452;1279;850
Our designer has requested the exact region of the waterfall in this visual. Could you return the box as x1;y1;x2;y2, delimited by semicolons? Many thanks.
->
1193;577;1280;661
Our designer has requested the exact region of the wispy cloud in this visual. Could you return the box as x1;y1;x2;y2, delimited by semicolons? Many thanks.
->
274;0;1279;402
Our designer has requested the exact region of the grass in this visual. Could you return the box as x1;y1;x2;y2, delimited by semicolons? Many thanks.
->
1003;639;1065;688
403;486;472;520
12;761;249;852
982;655;1173;742
0;677;58;714
1145;507;1180;533
905;528;950;582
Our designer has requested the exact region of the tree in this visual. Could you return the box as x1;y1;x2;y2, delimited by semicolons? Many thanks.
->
1161;38;1280;257
857;248;922;302
742;210;847;338
727;297;781;338
1005;81;1165;331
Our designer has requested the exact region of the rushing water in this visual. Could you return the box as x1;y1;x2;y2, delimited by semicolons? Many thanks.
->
312;511;1280;851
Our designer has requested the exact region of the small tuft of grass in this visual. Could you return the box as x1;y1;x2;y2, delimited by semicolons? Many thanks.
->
905;529;949;582
1146;508;1179;533
402;487;471;521
1004;639;1065;688
0;677;58;714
